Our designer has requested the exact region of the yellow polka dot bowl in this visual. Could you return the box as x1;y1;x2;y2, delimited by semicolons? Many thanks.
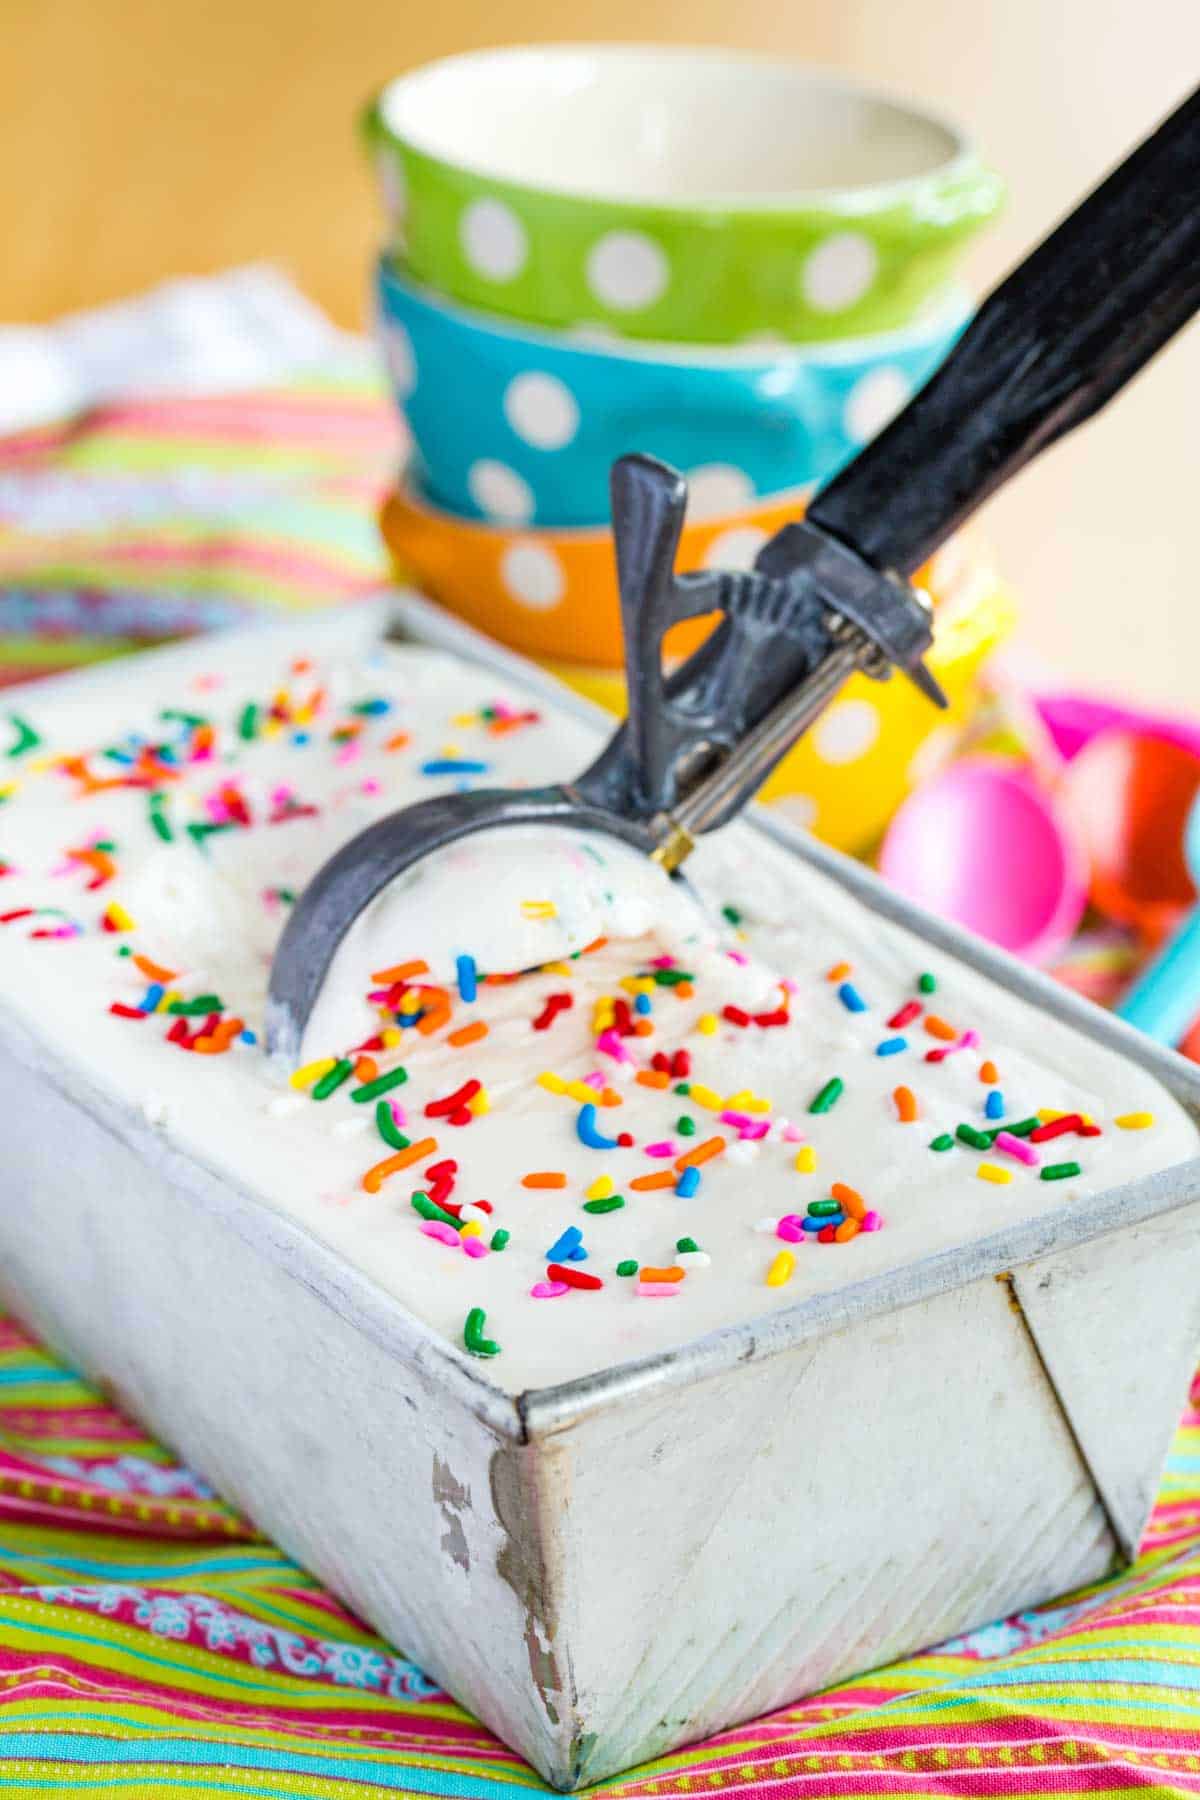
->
381;476;818;666
376;257;970;530
538;545;1018;857
364;45;1003;346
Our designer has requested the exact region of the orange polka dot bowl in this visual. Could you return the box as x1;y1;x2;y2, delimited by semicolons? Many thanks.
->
381;476;824;667
363;45;1002;346
375;258;970;530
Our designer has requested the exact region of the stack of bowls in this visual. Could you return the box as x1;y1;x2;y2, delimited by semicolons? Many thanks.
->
367;45;1010;849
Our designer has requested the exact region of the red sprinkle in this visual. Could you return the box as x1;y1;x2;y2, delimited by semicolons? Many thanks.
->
617;1131;634;1148
753;1007;789;1027
426;1080;481;1118
888;1000;922;1029
1030;1113;1086;1143
0;908;34;924
546;1264;603;1291
722;1005;751;1027
109;1002;146;1020
671;1048;691;1078
817;1224;837;1243
651;1051;671;1073
533;993;573;1032
612;999;636;1036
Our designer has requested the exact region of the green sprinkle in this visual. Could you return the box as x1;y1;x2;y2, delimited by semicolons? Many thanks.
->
238;703;260;741
1002;1116;1039;1138
956;1123;994;1150
1041;1161;1082;1181
186;820;237;847
167;995;224;1016
583;1195;625;1214
810;1077;844;1115
375;1100;410;1149
675;1237;699;1254
807;1199;841;1218
5;714;42;759
350;1066;408;1103
721;904;743;926
616;1259;639;1277
674;1082;691;1096
676;1114;696;1136
312;1059;353;1101
929;1133;955;1152
490;1228;510;1252
464;1306;500;1358
652;968;693;987
147;792;173;842
412;1192;458;1227
117;945;132;958
918;972;937;994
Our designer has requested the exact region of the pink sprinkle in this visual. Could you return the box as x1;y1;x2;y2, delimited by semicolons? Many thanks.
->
649;954;676;969
335;741;362;766
643;1140;677;1159
581;1070;606;1091
781;1123;805;1143
994;1131;1039;1167
419;1220;460;1247
361;778;382;796
726;949;750;966
739;1121;770;1141
270;786;294;808
204;793;231;823
776;1215;805;1242
960;1030;981;1049
531;1280;570;1300
780;977;799;994
635;1281;681;1298
462;1236;489;1259
720;1110;753;1128
596;1027;634;1064
367;988;392;1004
861;1211;882;1232
388;1101;407;1129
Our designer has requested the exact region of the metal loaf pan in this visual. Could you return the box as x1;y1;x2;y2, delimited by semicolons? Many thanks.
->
4;591;1200;1790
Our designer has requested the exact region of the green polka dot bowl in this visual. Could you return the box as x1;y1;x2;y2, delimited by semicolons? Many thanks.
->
363;44;1003;347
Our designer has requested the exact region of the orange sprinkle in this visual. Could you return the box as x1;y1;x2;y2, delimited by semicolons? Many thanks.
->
674;982;694;999
582;936;608;955
633;1020;654;1037
675;1135;727;1171
598;1088;624;1108
834;1218;861;1243
483;971;521;986
893;1085;919;1123
924;1015;957;1041
980;1059;999;1084
826;961;852;982
640;1265;685;1284
521;1171;567;1189
133;953;178;983
636;1069;671;1090
371;959;428;984
194;1018;245;1055
354;1056;379;1083
362;1137;438;1193
448;1020;489;1048
831;1181;866;1221
384;730;411;751
487;715;528;737
630;1171;677;1192
417;1002;452;1037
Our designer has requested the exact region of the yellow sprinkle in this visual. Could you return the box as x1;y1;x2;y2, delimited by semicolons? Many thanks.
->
0;783;16;801
977;1162;1012;1185
459;1220;483;1239
156;989;182;1013
727;1090;772;1114
105;903;135;931
542;961;572;977
794;1146;817;1174
697;1013;718;1036
381;1028;402;1048
441;742;462;758
289;1057;335;1091
1116;1111;1155;1130
688;1083;723;1110
1040;1106;1094;1125
521;899;556;920
766;1250;795;1287
565;1080;600;1104
538;1072;568;1094
451;712;477;728
586;1175;614;1201
398;991;422;1015
468;1087;490;1116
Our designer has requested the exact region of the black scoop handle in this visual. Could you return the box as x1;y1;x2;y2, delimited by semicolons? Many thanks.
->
807;83;1200;577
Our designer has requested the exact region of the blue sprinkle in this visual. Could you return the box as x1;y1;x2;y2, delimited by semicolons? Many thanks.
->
397;1010;423;1028
357;698;391;715
576;1102;619;1151
803;1212;846;1232
240;1028;258;1045
838;982;867;1013
291;731;310;746
567;1245;588;1262
675;1166;700;1199
421;758;490;776
633;992;652;1016
137;982;164;1014
985;1090;1005;1120
875;1036;908;1056
547;1226;582;1262
456;954;478;1004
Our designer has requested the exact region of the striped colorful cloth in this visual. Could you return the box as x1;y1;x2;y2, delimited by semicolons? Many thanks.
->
0;1310;1197;1796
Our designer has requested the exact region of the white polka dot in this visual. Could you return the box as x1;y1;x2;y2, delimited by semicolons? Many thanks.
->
771;792;818;832
467;459;534;525
503;372;579;450
843;366;913;445
500;541;566;610
460;198;528;282
685;464;756;520
812;698;881;764
801;232;878;313
379;321;416;398
702;525;769;572
586;231;669;311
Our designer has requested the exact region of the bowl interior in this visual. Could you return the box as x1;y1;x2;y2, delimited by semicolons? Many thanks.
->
379;45;966;207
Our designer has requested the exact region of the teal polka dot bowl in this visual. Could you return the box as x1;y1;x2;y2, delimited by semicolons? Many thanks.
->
364;45;1002;347
376;257;970;529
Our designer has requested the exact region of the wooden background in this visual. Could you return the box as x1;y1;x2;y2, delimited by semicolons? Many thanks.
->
4;0;1200;704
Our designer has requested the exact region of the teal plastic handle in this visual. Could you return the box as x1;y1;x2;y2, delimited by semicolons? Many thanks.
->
1117;904;1200;1044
